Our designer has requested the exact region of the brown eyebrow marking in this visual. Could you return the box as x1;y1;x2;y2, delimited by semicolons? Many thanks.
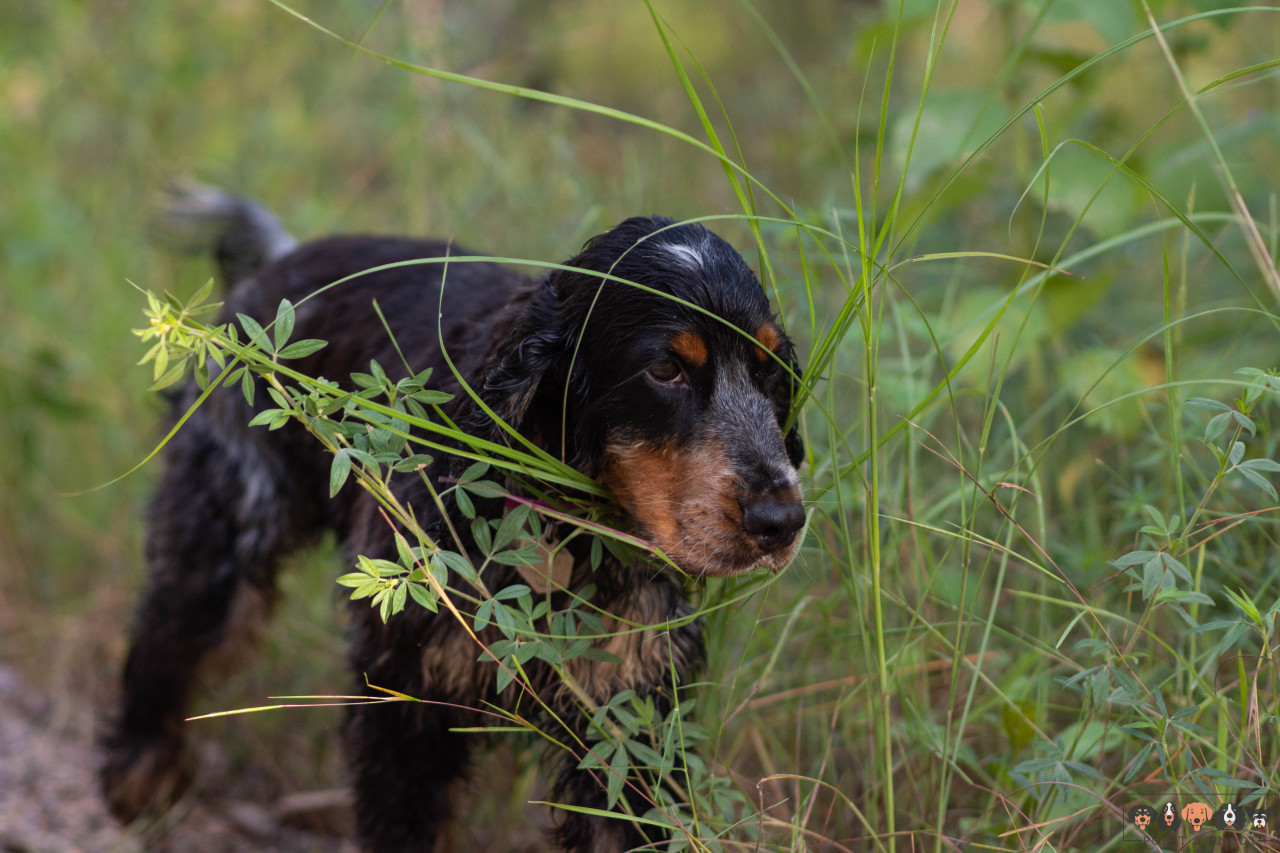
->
671;331;708;368
753;323;782;361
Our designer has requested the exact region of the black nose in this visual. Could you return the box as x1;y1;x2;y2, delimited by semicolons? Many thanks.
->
741;496;805;551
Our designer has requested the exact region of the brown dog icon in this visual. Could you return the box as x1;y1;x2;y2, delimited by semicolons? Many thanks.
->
1182;801;1212;831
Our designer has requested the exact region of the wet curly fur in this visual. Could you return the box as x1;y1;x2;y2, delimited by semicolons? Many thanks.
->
100;187;805;852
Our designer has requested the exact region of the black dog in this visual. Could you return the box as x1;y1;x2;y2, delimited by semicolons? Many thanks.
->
100;187;805;851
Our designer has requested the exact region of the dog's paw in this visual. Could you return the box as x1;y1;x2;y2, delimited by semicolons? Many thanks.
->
99;729;195;823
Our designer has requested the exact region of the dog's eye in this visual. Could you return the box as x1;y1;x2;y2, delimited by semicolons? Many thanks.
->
754;355;782;382
646;360;684;385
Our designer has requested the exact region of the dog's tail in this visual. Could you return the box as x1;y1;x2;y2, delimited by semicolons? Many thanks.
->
157;181;297;287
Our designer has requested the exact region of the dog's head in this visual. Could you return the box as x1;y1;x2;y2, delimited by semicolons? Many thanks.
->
1128;805;1152;832
482;216;804;576
1182;802;1211;831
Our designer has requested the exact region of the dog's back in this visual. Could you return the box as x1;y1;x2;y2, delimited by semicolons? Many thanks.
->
101;188;533;825
162;184;529;388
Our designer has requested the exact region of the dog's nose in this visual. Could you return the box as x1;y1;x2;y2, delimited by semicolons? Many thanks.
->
741;495;804;551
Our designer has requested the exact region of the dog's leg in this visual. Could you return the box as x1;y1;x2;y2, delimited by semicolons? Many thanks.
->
345;625;471;853
100;417;310;821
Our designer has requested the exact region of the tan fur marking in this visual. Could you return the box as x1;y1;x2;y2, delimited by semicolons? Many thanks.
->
565;585;694;702
670;331;708;369
602;438;800;576
754;323;782;361
421;627;494;700
600;445;685;548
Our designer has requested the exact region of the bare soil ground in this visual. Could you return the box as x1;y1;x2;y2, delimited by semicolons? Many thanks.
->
0;664;353;853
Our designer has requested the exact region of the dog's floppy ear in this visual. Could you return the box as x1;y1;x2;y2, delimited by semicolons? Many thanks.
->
469;277;578;451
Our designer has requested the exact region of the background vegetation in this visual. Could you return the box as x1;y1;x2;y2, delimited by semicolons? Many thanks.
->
2;0;1278;850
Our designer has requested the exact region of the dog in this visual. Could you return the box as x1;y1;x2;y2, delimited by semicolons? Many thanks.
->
100;186;805;852
1182;801;1212;832
1127;804;1153;834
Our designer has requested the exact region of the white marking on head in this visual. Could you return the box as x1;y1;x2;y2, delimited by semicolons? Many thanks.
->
664;242;704;270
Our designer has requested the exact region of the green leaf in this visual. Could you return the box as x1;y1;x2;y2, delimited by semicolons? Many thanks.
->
149;359;191;391
1223;589;1263;626
407;582;437;612
495;659;515;694
320;391;354;417
1111;550;1157;568
607;741;629;807
471;518;493;554
494;584;531;601
514;641;539;665
1237;466;1278;501
1153;589;1214;606
458;461;491;484
437;550;477;583
1142;555;1164;600
355;555;381;577
188;277;216;309
392;453;434;473
625;740;665;770
350;372;380;390
393;531;415;569
1186;619;1240;634
365;558;404;577
493;505;531;552
1232;410;1257;436
369;359;388;389
1204;411;1232;443
273;299;295;351
330;449;352;497
491;546;543;567
1160;552;1192;586
266;386;292;410
410;389;454;405
474;599;494;631
335;572;369;588
455;486;475;519
248;408;289;427
237;313;267;346
277;339;328;360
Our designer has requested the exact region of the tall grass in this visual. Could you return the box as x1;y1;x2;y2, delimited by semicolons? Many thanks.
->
4;1;1280;850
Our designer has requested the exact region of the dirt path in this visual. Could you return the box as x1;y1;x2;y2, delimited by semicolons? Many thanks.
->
0;665;352;853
